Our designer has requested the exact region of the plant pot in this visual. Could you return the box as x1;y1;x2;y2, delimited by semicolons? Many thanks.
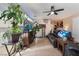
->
12;33;21;44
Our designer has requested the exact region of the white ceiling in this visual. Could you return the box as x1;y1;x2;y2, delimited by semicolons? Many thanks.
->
0;3;79;20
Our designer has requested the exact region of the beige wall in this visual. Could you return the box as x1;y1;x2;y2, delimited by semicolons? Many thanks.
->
36;19;54;37
36;17;73;37
63;18;72;32
72;17;79;42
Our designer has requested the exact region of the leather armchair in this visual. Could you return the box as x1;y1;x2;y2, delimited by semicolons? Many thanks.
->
64;43;79;56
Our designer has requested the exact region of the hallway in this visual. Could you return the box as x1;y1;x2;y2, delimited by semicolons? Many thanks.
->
16;38;62;56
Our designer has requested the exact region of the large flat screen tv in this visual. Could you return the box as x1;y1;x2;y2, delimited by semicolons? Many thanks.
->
57;30;70;39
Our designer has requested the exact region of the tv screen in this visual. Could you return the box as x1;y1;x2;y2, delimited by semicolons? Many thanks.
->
57;30;69;38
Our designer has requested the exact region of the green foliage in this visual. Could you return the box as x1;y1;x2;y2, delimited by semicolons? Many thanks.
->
0;3;26;33
2;30;11;39
0;4;26;24
32;24;41;33
11;26;22;33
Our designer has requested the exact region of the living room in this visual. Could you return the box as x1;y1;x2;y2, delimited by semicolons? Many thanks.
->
0;3;79;56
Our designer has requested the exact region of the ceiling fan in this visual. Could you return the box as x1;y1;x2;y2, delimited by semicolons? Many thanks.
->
43;6;64;16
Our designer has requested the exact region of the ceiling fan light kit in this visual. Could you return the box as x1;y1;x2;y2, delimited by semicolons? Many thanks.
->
51;12;54;15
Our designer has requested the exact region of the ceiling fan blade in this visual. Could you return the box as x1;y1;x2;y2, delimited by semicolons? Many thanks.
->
54;12;58;15
47;13;51;16
54;9;64;12
43;11;51;13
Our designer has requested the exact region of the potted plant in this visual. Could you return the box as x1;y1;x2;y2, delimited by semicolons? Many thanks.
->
0;4;26;43
31;23;41;38
32;23;41;34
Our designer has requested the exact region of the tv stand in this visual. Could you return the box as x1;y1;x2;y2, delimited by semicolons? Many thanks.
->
55;37;74;55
